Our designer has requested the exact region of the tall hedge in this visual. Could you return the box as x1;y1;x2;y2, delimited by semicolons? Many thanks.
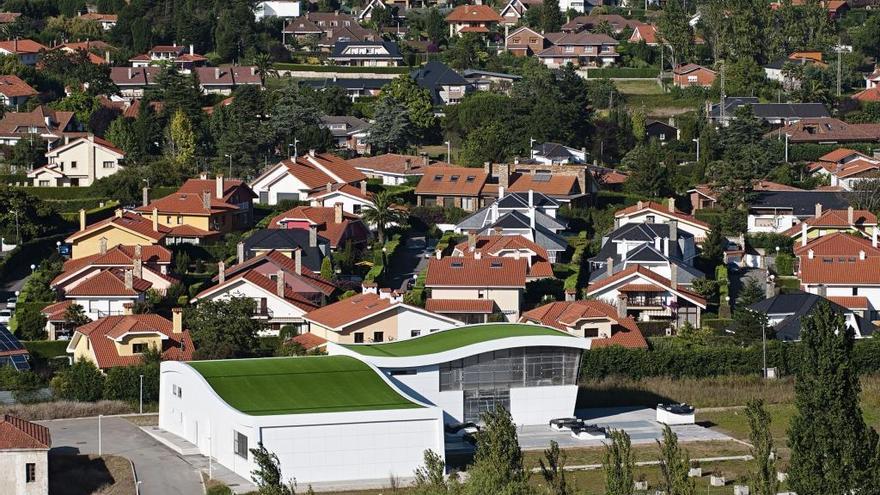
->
581;338;880;379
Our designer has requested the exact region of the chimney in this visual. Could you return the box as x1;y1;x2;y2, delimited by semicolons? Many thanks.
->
79;209;86;230
152;207;159;232
276;270;285;297
616;293;628;318
99;237;107;255
529;207;535;229
404;158;411;172
860;250;866;260
334;202;343;224
237;242;245;264
124;269;133;290
215;174;224;199
817;284;827;297
218;261;225;283
808;248;814;259
874;226;878;248
606;257;614;277
528;189;534;207
309;225;317;247
565;288;576;301
133;257;142;279
214;67;220;79
498;163;510;188
435;250;442;260
134;244;142;259
483;161;491;174
360;180;367;195
123;302;133;316
801;222;808;247
309;149;316;157
422;154;428;167
115;208;123;218
848;206;854;225
766;279;776;299
362;282;378;294
189;44;194;55
670;263;678;290
172;307;183;334
498;186;504;199
294;248;302;275
142;186;149;207
468;233;476;251
474;250;482;260
815;203;822;218
326;181;333;192
200;172;208;180
669;220;678;242
637;200;644;210
202;191;211;209
668;197;675;213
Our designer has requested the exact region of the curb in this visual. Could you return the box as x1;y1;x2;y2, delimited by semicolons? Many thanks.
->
129;457;140;495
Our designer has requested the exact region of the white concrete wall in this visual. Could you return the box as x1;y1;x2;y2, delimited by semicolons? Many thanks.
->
0;450;48;495
747;214;797;234
617;212;708;241
195;280;308;321
819;285;880;318
72;296;139;319
250;167;310;205
394;309;460;340
387;365;466;423
310;193;370;215
509;385;578;425
429;288;521;321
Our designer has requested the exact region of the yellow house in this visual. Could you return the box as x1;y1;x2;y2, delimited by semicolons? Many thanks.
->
135;175;256;243
66;209;168;259
65;308;194;370
786;207;877;245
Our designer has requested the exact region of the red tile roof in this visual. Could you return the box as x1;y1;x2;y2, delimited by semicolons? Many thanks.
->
0;105;75;138
415;166;487;197
819;148;863;163
290;332;328;350
0;13;21;24
304;292;395;330
452;235;554;278
615;201;710;229
630;24;657;44
446;4;503;22
80;13;117;21
349;154;451;175
270;153;366;190
67;211;168;243
766;118;880;143
835;159;880;179
65;269;152;297
799;256;880;285
673;63;715;75
520;300;648;349
586;265;707;307
0;415;50;449
783;209;876;236
196;270;318;312
507;173;581;197
41;300;72;321
828;296;869;309
426;299;495;313
0;39;47;54
74;314;194;369
794;232;880;257
0;74;35;97
218;250;337;296
425;256;528;288
853;87;880;103
307;183;374;203
136;178;254;216
268;206;369;248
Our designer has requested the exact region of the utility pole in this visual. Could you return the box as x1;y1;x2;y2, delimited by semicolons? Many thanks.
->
98;414;103;456
139;374;144;414
837;45;842;97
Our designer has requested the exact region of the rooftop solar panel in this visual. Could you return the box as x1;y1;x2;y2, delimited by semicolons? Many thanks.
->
0;325;24;352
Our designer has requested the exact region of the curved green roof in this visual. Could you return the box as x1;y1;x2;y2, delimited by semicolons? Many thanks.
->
188;355;422;415
341;323;575;357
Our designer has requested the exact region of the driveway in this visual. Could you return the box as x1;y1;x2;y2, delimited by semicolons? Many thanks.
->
40;416;204;495
385;236;436;291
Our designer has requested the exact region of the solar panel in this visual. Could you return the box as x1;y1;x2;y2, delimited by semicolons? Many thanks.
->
533;174;551;182
11;355;30;371
0;326;24;352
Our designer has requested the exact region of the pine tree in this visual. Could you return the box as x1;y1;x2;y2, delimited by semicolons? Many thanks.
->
746;400;778;495
788;302;874;494
623;141;669;198
464;407;531;495
539;0;564;33
539;441;571;495
603;429;634;495
367;98;413;153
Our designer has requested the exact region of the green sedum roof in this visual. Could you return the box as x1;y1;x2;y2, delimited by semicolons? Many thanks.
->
188;355;423;416
341;324;575;357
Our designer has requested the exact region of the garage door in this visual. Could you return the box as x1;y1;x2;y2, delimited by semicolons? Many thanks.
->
276;193;299;202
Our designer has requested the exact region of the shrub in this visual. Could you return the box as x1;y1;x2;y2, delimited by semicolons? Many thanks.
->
747;233;794;252
774;252;795;276
103;363;159;403
52;360;105;402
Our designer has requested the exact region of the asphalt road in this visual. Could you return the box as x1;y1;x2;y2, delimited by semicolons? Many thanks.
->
40;416;204;495
385;236;436;291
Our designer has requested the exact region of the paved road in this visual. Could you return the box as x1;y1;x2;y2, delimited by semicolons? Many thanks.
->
386;236;436;291
40;416;204;495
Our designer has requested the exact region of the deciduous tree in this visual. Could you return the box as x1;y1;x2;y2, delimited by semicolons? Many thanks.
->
187;296;263;360
603;429;634;495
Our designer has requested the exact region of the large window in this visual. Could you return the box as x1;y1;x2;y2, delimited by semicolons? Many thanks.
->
439;347;581;392
234;431;248;459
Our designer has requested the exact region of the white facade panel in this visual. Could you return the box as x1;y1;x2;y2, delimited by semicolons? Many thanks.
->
509;385;579;425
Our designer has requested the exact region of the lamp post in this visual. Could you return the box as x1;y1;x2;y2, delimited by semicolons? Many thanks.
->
764;273;774;378
98;414;103;456
29;264;35;274
224;154;232;177
444;141;451;161
139;374;144;414
784;133;791;163
692;138;700;162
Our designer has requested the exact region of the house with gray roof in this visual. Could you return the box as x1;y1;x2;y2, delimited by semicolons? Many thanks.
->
454;190;568;262
530;142;587;164
749;291;875;341
708;96;830;126
329;40;402;67
320;115;370;155
411;60;470;105
747;191;853;234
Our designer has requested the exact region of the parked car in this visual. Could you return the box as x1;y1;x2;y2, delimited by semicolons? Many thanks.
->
5;296;16;309
0;309;11;323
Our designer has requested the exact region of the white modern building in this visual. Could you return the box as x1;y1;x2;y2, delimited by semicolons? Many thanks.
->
254;0;301;20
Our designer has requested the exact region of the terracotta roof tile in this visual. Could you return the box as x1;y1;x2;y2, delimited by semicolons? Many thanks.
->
268;206;369;248
218;250;337;296
794;232;880;257
507;173;580;197
349;154;450;175
520;300;648;349
586;265;707;307
0;39;47;54
615;201;710;229
0;75;35;97
425;299;495;313
41;300;72;321
0;415;50;449
425;256;527;287
446;4;503;22
65;269;152;297
799;257;880;285
415;166;487;196
290;332;327;350
819;148;863;162
66;211;168;243
272;153;366;189
784;209;877;236
827;296;869;309
74;314;194;369
304;292;394;330
196;270;318;312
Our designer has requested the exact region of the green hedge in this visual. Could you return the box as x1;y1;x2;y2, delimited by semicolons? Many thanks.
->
23;340;69;359
364;234;403;283
273;63;412;74
20;185;177;202
586;67;660;78
59;201;120;224
0;233;67;284
581;338;880;379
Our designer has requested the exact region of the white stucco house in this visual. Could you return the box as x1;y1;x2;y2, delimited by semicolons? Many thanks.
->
28;135;125;187
254;0;301;20
249;152;367;206
0;415;50;495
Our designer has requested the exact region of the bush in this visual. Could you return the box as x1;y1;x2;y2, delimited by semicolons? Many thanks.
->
52;360;105;402
103;363;159;403
23;340;69;359
747;233;794;252
774;252;795;276
585;67;660;78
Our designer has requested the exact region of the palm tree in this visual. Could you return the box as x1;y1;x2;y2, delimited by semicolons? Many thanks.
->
253;53;277;86
360;190;406;244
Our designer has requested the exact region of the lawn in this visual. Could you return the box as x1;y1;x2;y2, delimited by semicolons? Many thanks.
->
341;323;575;357
614;80;706;116
188;355;423;415
49;454;135;495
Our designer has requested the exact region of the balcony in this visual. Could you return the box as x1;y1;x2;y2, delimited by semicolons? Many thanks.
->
626;296;665;308
252;307;274;319
95;310;125;318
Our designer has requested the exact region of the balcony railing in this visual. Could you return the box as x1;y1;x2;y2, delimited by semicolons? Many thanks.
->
626;296;664;307
252;307;274;318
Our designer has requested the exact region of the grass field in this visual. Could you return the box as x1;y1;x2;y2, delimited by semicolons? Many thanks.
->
614;80;706;117
342;324;575;357
189;355;423;415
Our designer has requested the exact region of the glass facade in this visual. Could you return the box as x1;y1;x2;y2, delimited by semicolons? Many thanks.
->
439;347;581;392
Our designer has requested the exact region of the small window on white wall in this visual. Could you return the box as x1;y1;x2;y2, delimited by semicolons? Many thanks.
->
234;431;248;459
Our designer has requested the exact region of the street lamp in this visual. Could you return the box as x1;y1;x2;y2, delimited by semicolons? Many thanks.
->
29;264;35;274
784;133;791;163
692;138;700;162
444;141;451;161
98;414;103;456
139;374;144;414
224;154;232;177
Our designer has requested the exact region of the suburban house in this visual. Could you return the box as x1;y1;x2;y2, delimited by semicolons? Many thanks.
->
499;0;542;25
81;12;118;29
110;66;262;97
63;268;152;320
328;40;402;66
411;60;471;106
807;148;880;190
672;63;716;88
646;120;679;142
795;232;880;319
505;26;548;57
585;264;707;328
0;105;81;146
349;154;449;185
28;135;125;187
487;162;591;204
785;207;877;244
614;199;711;242
56;40;115;64
0;39;47;65
749;291;875;341
254;0;301;20
520;300;648;348
628;24;658;45
530;142;587;164
250;151;367;205
747;192;852;233
129;44;208;71
462;69;521;92
764;52;827;89
536;32;618;68
445;5;503;36
852;86;880;103
688;180;804;211
282;12;380;50
136;176;256;243
192;259;323;334
0;74;36;107
51;244;175;298
66;310;194;370
425;255;528;322
302;287;461;344
267;204;370;249
0;414;50;495
451;234;555;280
454;190;568;262
66;210;168;259
40;300;75;341
242;229;329;265
563;14;643;34
307;182;374;215
708;97;831;126
414;165;491;211
765;118;880;144
213;249;336;302
300;77;385;100
320;115;371;154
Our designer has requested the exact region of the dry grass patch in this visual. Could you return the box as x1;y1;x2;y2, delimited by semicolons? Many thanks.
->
1;400;134;420
522;440;750;470
121;414;158;427
49;454;135;495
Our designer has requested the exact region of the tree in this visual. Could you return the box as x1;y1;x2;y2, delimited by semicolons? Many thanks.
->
631;107;646;142
250;443;293;495
187;296;263;360
737;278;765;308
166;109;196;169
413;449;459;495
700;221;726;271
539;441;571;495
788;302;874;494
367;98;413;153
459;122;511;167
9;136;46;171
424;8;446;44
63;303;90;329
0;187;57;242
603;429;634;495
657;425;695;495
51;92;103;128
657;0;692;67
464;407;531;495
53;359;105;402
746;399;778;495
539;0;564;33
269;80;323;154
382;75;435;138
253;52;278;86
320;257;333;281
14;305;47;341
623;142;669;198
360;191;406;244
